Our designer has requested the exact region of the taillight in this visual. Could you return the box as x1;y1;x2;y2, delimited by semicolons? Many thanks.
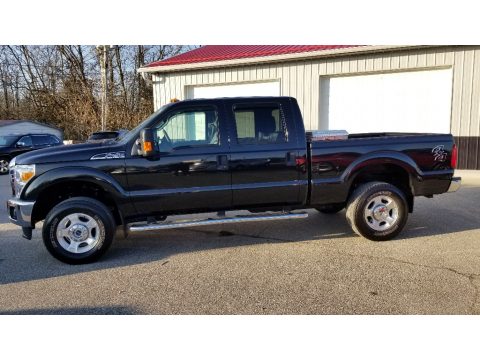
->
451;143;458;169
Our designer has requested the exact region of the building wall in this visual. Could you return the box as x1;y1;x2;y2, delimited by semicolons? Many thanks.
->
152;46;480;169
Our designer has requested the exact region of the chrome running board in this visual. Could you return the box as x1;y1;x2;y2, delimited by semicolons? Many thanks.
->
128;212;308;233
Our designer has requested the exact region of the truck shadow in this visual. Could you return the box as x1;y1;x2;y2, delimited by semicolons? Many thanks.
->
0;186;479;286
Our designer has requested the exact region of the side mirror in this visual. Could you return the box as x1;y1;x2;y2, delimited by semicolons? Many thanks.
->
140;128;157;157
16;142;26;148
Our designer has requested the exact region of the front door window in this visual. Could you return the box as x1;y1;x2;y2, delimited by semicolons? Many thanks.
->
156;108;219;152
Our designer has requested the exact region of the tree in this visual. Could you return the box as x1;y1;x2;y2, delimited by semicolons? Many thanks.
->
0;45;198;139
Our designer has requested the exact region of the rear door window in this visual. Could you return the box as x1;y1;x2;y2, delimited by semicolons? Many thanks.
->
233;103;288;145
32;135;52;146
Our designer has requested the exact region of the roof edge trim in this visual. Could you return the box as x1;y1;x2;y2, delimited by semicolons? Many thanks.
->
138;45;431;73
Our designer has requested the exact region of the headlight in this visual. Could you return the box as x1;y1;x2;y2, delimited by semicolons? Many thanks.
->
12;164;35;198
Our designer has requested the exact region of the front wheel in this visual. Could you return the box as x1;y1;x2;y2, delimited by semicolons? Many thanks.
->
42;197;116;264
346;182;408;241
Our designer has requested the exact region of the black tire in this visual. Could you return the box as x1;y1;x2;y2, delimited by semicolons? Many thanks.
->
0;157;10;175
42;197;116;264
346;182;408;241
316;204;344;214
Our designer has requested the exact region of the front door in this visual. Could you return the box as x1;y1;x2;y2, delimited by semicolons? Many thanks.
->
125;103;231;216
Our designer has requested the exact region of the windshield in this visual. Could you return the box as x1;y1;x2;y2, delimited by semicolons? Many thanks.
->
0;135;18;147
116;103;172;143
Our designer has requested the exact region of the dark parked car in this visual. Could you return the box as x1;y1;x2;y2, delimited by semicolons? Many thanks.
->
0;133;62;174
87;130;128;143
7;97;460;264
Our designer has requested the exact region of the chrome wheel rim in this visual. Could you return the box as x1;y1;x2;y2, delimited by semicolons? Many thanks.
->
56;213;101;254
0;159;9;174
364;195;399;231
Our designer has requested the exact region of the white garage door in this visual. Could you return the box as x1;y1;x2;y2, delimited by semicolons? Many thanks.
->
187;81;280;99
319;68;453;133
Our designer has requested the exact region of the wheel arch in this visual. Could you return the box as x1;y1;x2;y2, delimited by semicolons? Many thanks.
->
343;152;420;212
25;167;129;225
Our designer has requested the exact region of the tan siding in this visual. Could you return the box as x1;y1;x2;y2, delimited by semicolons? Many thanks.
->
471;51;480;137
451;50;465;136
417;50;427;68
460;50;475;136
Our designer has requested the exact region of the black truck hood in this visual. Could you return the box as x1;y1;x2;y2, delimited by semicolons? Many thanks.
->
14;141;126;165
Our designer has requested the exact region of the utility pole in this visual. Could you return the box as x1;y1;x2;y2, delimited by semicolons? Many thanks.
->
97;45;110;131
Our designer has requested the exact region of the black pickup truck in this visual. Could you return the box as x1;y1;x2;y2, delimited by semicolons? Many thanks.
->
7;97;461;264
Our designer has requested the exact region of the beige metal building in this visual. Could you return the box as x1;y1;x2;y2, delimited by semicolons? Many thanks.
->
139;45;480;169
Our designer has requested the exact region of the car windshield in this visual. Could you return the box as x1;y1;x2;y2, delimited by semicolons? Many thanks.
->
0;135;18;146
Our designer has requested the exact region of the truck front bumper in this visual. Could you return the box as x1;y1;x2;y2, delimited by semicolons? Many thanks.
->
447;177;462;193
7;198;35;228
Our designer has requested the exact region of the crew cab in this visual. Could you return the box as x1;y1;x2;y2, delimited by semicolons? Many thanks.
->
7;97;461;264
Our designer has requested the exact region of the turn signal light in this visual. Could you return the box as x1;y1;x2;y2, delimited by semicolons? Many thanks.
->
143;141;153;152
20;171;35;183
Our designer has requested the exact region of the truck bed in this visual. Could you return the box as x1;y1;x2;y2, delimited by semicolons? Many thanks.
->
307;132;456;206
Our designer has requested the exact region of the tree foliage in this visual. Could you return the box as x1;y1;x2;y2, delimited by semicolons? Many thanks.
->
0;45;195;139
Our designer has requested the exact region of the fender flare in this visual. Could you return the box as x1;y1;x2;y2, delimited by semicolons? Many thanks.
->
22;166;129;202
341;151;423;195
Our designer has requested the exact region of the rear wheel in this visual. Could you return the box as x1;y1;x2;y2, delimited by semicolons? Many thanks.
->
42;197;116;264
346;182;408;241
0;157;10;175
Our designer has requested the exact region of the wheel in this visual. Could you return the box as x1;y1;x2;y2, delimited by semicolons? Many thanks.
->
0;157;10;175
316;204;344;214
42;197;116;264
346;182;408;241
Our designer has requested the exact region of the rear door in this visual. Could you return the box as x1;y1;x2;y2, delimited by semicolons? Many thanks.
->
225;98;304;207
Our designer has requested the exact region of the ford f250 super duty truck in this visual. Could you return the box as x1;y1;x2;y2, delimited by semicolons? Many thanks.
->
7;97;461;264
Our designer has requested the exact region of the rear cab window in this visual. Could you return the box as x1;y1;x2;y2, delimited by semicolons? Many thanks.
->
233;103;289;145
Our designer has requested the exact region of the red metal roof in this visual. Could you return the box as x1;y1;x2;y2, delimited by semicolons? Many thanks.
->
145;45;357;68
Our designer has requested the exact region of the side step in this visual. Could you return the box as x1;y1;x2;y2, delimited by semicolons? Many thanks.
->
128;212;308;233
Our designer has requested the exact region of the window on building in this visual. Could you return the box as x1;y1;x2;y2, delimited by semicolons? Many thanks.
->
233;103;287;145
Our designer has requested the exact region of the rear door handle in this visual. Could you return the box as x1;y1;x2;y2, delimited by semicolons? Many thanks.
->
217;154;229;171
286;151;296;166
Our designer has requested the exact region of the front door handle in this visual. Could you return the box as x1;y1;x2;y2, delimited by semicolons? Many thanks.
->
217;155;229;171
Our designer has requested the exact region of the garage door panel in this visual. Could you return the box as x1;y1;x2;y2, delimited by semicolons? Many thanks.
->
320;69;453;134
